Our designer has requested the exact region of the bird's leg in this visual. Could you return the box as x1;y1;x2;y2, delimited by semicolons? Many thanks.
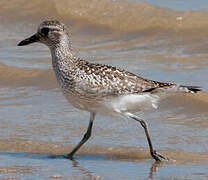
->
127;113;168;161
66;112;95;159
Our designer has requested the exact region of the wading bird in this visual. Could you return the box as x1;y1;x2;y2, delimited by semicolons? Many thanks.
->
18;20;201;161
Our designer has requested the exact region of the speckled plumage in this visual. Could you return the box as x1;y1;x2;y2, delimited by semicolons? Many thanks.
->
48;28;199;115
18;20;201;161
35;22;199;100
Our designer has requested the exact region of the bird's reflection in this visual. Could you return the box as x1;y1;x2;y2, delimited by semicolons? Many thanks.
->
69;156;96;178
0;151;167;179
148;161;165;179
66;154;166;179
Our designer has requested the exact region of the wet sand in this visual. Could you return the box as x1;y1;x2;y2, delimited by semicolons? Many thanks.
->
0;0;208;179
0;139;208;179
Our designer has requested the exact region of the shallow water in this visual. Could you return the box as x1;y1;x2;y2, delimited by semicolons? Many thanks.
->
132;0;208;11
0;0;208;179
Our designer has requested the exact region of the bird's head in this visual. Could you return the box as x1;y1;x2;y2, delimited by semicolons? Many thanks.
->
18;20;69;48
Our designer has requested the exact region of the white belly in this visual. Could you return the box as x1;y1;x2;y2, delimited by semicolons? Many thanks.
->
99;93;159;117
64;91;159;118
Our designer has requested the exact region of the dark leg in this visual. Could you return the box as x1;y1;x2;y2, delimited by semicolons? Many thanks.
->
127;113;168;161
66;112;95;159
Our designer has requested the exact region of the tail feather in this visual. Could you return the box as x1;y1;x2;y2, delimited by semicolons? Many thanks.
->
179;85;201;93
145;84;202;95
145;84;202;101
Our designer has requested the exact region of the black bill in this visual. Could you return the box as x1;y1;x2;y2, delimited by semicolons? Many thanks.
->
18;34;39;46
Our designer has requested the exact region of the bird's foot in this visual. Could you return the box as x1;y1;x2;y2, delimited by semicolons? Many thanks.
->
151;150;169;162
64;153;74;160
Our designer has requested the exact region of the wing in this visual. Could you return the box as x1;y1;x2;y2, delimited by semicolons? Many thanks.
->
73;60;173;97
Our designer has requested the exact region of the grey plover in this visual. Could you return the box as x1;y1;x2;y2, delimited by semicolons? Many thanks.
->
18;20;201;161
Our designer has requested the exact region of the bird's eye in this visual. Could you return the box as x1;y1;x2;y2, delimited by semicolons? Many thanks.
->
40;27;49;36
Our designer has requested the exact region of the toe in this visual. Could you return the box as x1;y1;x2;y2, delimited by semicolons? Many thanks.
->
152;150;169;162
